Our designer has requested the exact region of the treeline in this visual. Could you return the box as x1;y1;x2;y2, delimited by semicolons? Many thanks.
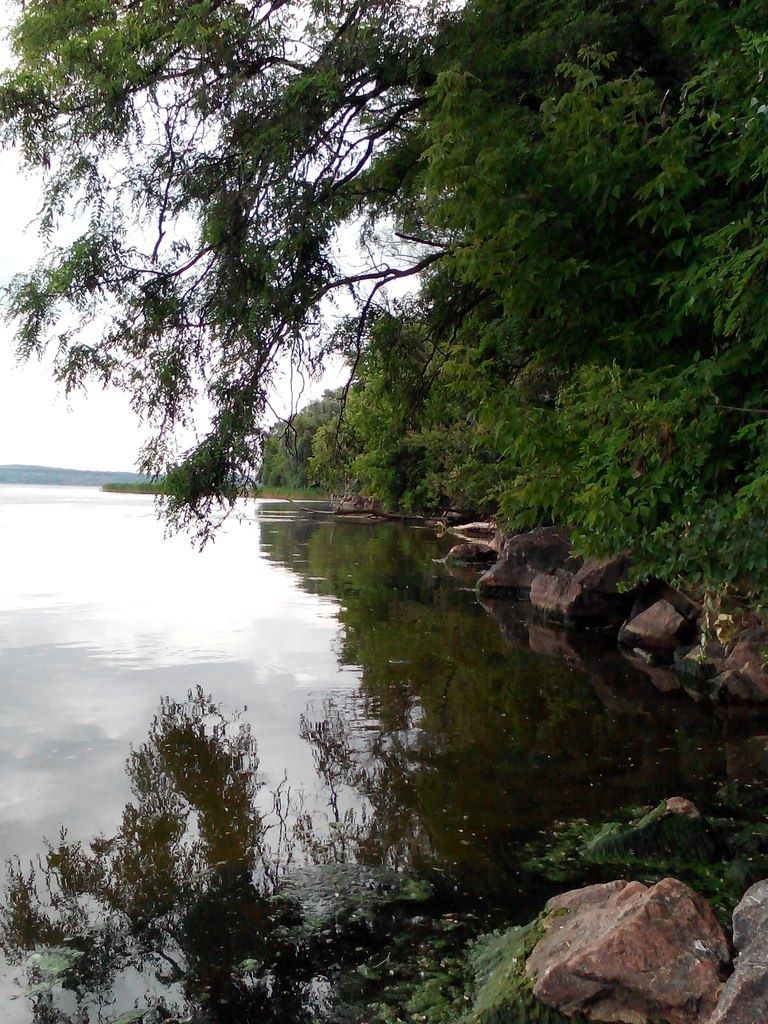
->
260;391;343;492
5;0;768;593
309;0;768;598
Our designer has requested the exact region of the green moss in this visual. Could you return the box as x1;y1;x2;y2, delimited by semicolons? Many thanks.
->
336;913;475;1024
584;800;718;865
464;921;588;1024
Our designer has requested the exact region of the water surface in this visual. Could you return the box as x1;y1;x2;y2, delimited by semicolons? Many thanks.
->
0;486;765;1022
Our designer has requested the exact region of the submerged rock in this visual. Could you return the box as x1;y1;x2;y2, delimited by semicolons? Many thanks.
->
525;878;729;1024
445;541;497;565
276;864;433;938
710;879;768;1023
584;797;718;865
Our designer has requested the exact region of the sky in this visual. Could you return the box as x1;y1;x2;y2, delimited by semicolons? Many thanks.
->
0;8;344;473
0;145;149;472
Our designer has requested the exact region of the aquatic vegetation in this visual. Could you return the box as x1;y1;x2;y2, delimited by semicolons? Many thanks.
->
463;921;585;1024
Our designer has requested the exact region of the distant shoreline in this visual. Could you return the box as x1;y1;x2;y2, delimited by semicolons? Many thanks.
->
0;465;147;488
101;481;329;501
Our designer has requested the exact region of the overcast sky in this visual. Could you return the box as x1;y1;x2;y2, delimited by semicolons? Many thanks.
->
0;8;343;473
0;143;148;472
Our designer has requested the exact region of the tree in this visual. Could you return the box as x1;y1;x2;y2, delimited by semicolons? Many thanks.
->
321;0;768;596
0;0;453;537
260;387;341;490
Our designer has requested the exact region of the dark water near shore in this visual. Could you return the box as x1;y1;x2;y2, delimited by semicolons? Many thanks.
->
0;486;767;1022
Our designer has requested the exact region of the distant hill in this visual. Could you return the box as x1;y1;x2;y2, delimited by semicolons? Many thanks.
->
0;465;149;487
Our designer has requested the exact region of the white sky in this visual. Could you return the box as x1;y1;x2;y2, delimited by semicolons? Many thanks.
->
0;146;148;472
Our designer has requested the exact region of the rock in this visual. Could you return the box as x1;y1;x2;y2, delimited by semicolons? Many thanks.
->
630;580;702;623
732;878;768;952
725;635;768;700
529;571;630;626
724;623;768;657
619;599;696;653
709;879;768;1023
674;647;723;682
525;877;730;1024
529;572;583;619
583;797;718;865
714;669;763;703
574;552;632;593
445;541;497;565
477;526;572;596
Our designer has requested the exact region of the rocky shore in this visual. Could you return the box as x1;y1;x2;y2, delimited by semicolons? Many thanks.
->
444;523;768;704
431;524;768;1022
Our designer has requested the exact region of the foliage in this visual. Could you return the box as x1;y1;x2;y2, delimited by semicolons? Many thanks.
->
6;0;768;586
260;388;341;490
0;0;453;538
521;791;768;922
320;0;768;595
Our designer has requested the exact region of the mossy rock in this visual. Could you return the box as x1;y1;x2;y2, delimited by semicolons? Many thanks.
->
583;799;717;866
464;921;588;1024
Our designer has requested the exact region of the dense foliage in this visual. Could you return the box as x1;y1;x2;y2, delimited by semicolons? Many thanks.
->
260;389;341;490
4;0;768;592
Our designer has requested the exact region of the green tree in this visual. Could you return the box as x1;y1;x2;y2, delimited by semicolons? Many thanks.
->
319;0;768;596
0;0;452;536
260;388;341;489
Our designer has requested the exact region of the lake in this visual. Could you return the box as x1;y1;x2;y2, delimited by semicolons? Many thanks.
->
0;485;766;1022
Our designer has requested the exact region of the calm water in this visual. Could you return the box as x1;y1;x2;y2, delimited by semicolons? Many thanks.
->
0;485;766;1022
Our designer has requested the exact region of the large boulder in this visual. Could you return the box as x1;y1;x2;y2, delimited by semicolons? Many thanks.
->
529;571;630;626
525;878;730;1024
709;879;768;1023
477;526;572;596
619;599;697;654
629;580;701;623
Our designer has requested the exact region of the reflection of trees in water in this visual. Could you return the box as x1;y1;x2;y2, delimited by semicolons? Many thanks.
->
0;689;319;1024
9;516;768;1020
297;699;426;870
263;514;768;903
